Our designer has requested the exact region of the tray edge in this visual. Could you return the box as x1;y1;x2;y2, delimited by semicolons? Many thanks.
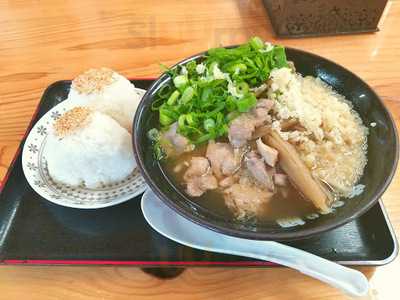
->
337;200;398;266
0;78;397;267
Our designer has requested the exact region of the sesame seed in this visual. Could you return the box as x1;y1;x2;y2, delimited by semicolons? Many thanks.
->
54;107;91;137
72;67;115;94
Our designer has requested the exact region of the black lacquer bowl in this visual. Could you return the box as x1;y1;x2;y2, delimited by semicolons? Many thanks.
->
133;47;398;241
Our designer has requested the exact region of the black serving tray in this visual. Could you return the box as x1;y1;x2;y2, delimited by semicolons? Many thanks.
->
0;79;397;267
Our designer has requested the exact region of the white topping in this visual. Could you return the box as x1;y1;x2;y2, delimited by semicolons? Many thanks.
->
332;200;345;208
180;66;188;75
271;120;281;131
227;80;244;98
305;213;320;220
370;122;377;127
320;208;334;215
212;64;227;80
54;107;91;137
71;68;116;94
271;83;279;92
196;63;206;74
277;217;305;228
259;42;274;53
348;184;365;198
234;67;241;75
209;64;244;99
265;42;274;52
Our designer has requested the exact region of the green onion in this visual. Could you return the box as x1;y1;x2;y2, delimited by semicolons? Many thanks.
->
228;63;247;74
272;46;288;68
159;106;176;126
186;61;197;74
151;97;165;111
226;96;237;111
166;90;180;105
204;102;225;117
178;114;186;129
218;124;229;136
180;86;194;104
147;128;165;161
157;84;172;99
204;118;215;132
201;87;212;102
249;78;257;86
160;113;174;126
185;125;203;135
153;144;165;160
226;111;240;122
150;36;288;158
147;128;160;141
186;113;196;126
208;61;218;73
195;133;214;144
215;112;224;124
243;57;257;70
236;82;249;94
254;56;263;69
249;36;264;50
173;75;188;89
236;94;257;112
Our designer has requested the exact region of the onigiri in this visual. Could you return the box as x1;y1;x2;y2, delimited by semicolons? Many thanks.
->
67;68;141;132
45;107;136;188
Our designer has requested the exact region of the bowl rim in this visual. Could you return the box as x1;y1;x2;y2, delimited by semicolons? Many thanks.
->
133;45;399;240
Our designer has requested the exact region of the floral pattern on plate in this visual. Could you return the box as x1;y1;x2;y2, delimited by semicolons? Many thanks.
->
22;88;147;209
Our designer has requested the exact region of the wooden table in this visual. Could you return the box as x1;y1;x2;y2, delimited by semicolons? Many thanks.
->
0;1;399;299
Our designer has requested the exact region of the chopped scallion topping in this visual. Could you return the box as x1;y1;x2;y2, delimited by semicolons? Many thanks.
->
150;36;288;159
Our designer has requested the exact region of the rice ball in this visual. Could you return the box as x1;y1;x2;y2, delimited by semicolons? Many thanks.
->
67;68;141;132
45;107;136;188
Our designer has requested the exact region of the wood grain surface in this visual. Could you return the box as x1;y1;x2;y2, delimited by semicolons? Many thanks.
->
0;1;399;299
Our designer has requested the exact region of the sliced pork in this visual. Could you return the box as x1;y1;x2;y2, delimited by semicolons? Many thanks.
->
183;157;209;179
274;173;288;186
219;175;238;188
251;99;274;127
256;138;278;167
228;114;256;148
228;99;274;147
162;122;191;154
245;151;274;191
186;174;218;197
183;157;218;197
224;181;273;219
206;141;238;178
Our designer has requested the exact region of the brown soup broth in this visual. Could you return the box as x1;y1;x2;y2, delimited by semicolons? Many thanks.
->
162;145;234;217
161;143;317;223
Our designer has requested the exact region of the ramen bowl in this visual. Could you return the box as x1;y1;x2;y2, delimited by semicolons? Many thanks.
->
133;46;398;240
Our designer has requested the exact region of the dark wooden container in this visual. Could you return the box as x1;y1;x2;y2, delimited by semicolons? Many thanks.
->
263;0;388;38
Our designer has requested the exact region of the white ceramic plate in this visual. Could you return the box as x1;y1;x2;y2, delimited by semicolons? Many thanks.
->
22;88;147;209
